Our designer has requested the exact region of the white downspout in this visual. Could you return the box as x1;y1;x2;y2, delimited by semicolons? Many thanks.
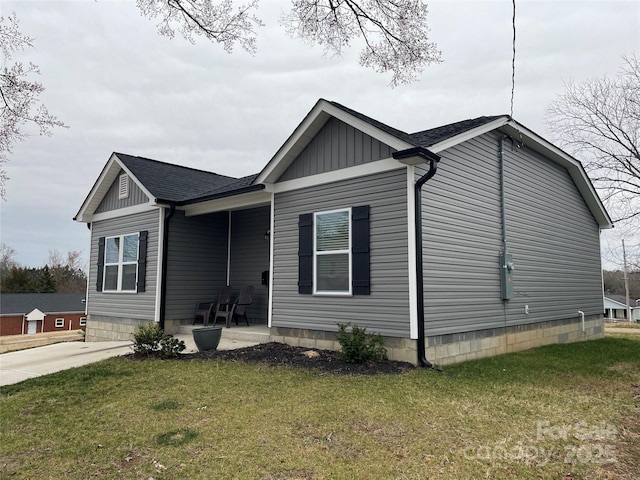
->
578;310;585;332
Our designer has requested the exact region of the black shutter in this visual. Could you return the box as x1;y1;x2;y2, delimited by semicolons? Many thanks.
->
352;205;370;295
96;237;105;292
137;231;148;293
298;214;313;294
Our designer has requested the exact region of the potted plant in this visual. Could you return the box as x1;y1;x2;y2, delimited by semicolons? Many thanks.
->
191;326;223;351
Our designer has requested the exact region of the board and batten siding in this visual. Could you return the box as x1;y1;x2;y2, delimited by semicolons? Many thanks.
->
164;211;229;322
272;168;411;337
87;209;160;321
277;117;396;182
95;169;149;213
420;130;603;337
229;206;270;324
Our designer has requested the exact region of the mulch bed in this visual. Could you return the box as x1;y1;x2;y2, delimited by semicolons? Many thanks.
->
129;342;416;375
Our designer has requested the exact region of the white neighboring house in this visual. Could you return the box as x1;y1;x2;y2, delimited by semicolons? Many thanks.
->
604;295;639;322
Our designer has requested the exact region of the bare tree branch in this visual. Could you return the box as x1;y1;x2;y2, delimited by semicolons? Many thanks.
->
547;53;640;269
136;0;264;54
281;0;442;86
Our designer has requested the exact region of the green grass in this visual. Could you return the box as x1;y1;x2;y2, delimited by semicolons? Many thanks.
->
1;335;639;480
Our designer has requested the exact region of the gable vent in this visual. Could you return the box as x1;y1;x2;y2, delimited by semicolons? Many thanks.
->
118;173;129;199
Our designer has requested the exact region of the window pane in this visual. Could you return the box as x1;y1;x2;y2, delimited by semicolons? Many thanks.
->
122;264;137;291
104;265;119;290
316;211;349;251
105;237;120;263
123;235;139;262
317;254;349;291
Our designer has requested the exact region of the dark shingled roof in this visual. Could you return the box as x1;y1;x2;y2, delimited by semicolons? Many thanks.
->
607;295;639;307
115;153;247;203
329;100;506;149
409;116;506;147
113;104;507;204
0;293;86;315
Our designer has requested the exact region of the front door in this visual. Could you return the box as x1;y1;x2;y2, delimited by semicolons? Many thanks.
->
28;321;37;334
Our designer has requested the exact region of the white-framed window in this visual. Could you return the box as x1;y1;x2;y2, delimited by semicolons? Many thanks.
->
314;208;352;295
55;318;64;328
118;173;129;199
80;317;87;326
103;233;139;292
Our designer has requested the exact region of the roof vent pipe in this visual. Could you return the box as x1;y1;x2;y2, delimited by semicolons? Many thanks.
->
394;147;441;369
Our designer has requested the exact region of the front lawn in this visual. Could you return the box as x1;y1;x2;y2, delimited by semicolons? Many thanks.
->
1;335;638;479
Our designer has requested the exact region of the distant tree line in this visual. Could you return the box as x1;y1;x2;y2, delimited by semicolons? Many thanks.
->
603;269;640;301
0;243;87;294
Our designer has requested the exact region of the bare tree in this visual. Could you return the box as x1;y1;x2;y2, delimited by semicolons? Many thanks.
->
48;249;87;293
136;0;441;86
547;54;640;268
0;12;67;199
0;242;18;281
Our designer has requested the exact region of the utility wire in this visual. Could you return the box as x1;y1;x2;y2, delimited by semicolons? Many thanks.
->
510;0;516;119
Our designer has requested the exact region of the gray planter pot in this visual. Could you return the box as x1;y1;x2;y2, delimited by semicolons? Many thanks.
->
192;326;222;351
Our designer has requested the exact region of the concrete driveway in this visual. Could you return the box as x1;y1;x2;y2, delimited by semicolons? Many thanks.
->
0;329;262;387
0;340;132;386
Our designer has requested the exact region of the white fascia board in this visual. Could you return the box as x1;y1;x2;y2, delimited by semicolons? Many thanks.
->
429;117;613;230
428;117;510;154
74;153;156;223
268;157;405;194
181;190;272;217
255;99;413;185
501;121;613;229
88;203;159;222
74;153;121;223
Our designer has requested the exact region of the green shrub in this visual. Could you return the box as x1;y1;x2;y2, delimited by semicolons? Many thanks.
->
336;322;387;363
131;323;185;358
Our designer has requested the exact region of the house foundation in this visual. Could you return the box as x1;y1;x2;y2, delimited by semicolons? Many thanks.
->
85;315;151;342
271;315;605;366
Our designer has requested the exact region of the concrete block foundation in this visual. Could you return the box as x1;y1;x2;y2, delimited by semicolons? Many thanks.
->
271;315;605;366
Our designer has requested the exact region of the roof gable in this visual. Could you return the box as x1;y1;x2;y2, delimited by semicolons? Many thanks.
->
75;153;256;222
255;99;415;184
276;116;398;182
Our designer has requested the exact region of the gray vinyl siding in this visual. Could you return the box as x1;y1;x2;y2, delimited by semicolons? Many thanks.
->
502;140;603;324
272;168;411;337
229;206;270;324
420;131;603;336
87;209;160;320
96;170;149;213
277;117;396;181
164;211;229;322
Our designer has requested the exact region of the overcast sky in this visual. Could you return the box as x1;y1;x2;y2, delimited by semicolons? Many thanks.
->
1;0;638;270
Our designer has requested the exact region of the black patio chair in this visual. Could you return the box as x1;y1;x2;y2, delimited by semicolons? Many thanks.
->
213;285;254;328
193;285;233;326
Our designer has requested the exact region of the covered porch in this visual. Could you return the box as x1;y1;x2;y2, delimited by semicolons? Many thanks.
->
162;200;272;334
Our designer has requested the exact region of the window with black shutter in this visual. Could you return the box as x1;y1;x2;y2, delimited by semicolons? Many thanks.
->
298;205;370;295
96;231;147;293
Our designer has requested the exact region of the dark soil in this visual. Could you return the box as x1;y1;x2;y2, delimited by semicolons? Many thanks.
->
131;342;416;375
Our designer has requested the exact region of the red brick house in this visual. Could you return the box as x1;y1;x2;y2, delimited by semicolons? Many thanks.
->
0;294;86;336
